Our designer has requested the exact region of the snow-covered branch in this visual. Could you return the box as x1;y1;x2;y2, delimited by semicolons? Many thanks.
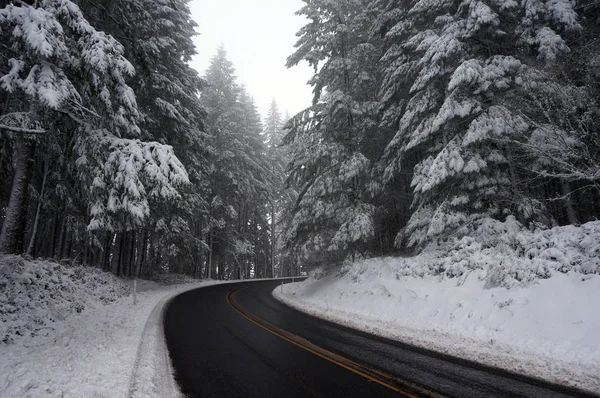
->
0;124;46;134
77;132;189;231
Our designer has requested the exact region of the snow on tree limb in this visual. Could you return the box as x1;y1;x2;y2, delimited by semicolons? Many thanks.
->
0;124;46;134
77;131;189;231
0;112;46;134
0;0;139;134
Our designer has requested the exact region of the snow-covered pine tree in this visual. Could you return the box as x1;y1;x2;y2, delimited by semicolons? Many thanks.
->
0;0;135;254
377;0;581;247
235;88;272;279
264;101;285;154
263;99;283;273
0;0;189;261
78;0;209;276
513;2;600;226
200;47;273;279
263;100;298;277
264;100;288;187
284;0;381;266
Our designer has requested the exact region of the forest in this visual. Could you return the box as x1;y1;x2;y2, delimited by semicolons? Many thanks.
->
1;0;599;279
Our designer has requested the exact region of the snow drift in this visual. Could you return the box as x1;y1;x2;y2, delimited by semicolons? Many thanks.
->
0;255;130;344
0;255;206;397
274;218;600;393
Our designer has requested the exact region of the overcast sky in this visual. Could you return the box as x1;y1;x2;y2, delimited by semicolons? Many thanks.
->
188;0;314;120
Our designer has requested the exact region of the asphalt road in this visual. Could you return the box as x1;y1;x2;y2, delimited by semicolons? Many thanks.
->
164;279;596;398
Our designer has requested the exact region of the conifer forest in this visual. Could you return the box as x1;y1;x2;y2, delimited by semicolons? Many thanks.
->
1;0;600;280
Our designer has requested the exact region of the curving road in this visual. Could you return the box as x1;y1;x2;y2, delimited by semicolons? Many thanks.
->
164;279;595;398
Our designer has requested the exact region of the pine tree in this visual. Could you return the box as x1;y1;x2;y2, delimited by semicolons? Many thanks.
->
263;100;298;276
200;46;273;279
80;0;209;275
264;100;285;154
0;0;141;253
376;0;581;247
512;2;600;226
236;88;272;278
284;0;381;265
0;0;192;270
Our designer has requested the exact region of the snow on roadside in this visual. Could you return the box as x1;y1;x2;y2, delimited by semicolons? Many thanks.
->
273;219;600;394
0;255;215;398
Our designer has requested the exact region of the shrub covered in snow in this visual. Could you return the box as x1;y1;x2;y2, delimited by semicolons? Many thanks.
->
334;217;600;289
0;256;130;344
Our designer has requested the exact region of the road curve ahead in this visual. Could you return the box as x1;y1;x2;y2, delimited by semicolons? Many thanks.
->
164;280;595;398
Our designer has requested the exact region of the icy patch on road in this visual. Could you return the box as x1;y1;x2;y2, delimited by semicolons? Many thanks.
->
274;220;600;394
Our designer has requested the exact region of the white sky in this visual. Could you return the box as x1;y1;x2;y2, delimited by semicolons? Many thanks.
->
188;0;314;120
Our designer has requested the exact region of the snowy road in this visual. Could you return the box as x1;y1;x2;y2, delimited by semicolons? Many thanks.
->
164;280;594;397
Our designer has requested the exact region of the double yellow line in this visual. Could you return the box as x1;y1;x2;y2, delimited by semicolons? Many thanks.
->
226;287;441;398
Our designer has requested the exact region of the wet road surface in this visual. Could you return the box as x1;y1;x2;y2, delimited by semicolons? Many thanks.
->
164;279;596;397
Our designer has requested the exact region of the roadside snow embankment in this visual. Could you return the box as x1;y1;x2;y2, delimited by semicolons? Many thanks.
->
274;218;600;393
0;255;207;398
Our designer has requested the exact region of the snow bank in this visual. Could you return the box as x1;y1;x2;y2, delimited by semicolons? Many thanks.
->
274;219;600;393
0;255;210;398
0;255;130;344
398;216;600;288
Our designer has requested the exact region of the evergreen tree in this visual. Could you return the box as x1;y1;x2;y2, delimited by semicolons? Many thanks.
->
284;0;381;265
83;0;209;275
515;2;600;226
376;0;581;247
263;100;298;276
264;100;285;154
200;47;273;279
0;0;188;255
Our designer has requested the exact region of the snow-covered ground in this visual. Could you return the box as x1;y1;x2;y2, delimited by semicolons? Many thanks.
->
274;218;600;393
0;255;216;398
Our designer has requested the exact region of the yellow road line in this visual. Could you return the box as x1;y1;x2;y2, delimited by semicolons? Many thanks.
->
226;287;441;398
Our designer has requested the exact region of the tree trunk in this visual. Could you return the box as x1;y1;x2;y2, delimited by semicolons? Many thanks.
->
120;231;132;277
218;256;223;280
83;233;91;266
62;228;72;260
129;230;137;277
207;233;213;280
55;217;66;259
505;145;527;225
102;234;112;271
0;137;35;254
196;219;203;279
134;229;146;278
111;232;123;275
561;179;579;225
197;246;204;279
0;137;6;175
49;212;59;258
26;159;48;256
148;232;156;276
